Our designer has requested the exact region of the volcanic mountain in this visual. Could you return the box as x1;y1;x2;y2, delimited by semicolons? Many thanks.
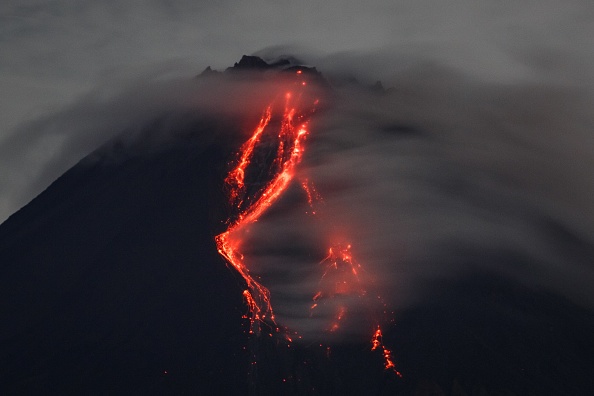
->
1;56;594;395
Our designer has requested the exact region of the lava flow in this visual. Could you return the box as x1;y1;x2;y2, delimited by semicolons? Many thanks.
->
310;240;401;375
372;326;402;376
215;67;401;376
215;70;316;335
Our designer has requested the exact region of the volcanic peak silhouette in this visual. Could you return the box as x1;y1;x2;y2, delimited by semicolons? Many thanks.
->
1;56;594;396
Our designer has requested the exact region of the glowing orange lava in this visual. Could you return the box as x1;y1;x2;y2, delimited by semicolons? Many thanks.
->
214;68;402;377
225;106;272;206
371;326;402;376
215;70;316;335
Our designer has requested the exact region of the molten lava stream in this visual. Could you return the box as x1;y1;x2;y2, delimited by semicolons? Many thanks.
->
310;240;402;375
215;73;316;338
372;326;402;377
215;69;402;378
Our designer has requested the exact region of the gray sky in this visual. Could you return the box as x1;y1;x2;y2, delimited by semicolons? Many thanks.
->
1;0;593;220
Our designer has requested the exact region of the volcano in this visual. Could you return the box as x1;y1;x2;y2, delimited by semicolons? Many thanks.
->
1;56;594;395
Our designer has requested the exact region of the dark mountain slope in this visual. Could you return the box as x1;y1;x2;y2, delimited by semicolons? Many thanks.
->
0;114;249;395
